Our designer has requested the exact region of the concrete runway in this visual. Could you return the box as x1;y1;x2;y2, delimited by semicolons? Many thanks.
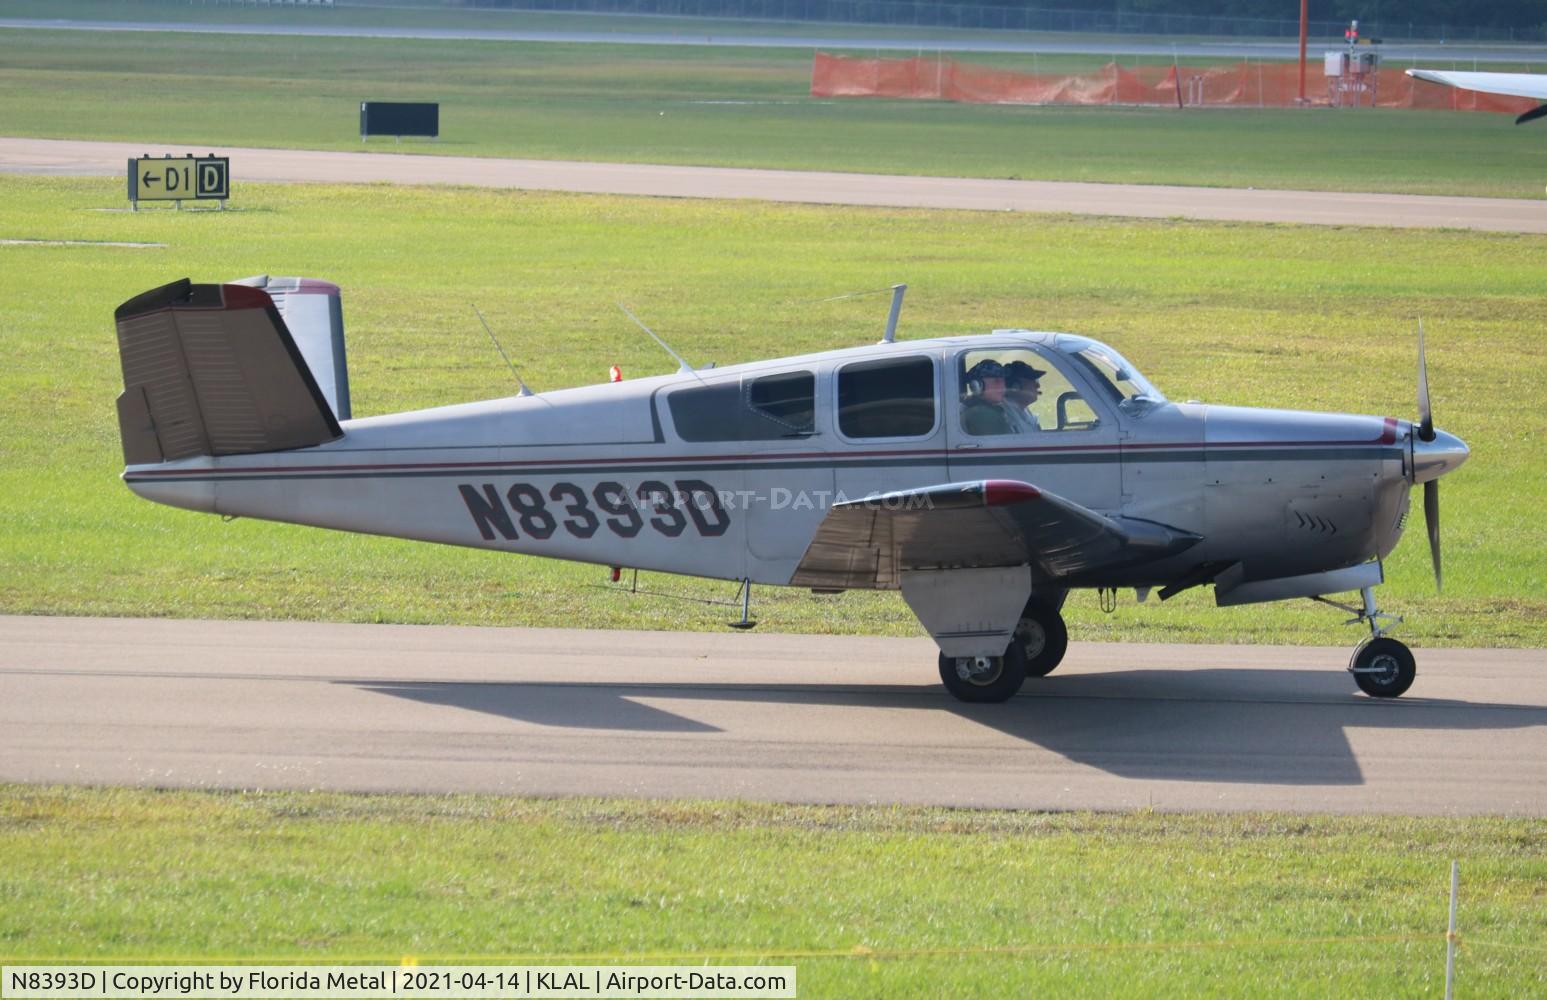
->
3;616;1543;814
6;137;1546;233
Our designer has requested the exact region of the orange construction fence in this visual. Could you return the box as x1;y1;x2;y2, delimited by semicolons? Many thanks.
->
811;52;1536;115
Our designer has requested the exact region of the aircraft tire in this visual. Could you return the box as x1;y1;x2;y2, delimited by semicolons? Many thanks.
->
1016;598;1069;678
938;642;1027;703
1350;637;1416;698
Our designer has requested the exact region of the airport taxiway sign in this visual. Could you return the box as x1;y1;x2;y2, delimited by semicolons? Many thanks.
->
128;155;229;205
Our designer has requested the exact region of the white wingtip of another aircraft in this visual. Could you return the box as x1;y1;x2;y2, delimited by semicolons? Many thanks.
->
1406;69;1547;102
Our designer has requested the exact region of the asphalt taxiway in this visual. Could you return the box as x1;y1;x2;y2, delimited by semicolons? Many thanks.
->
3;615;1543;814
5;137;1545;233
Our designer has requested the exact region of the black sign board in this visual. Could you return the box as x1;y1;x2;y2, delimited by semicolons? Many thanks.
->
360;102;439;139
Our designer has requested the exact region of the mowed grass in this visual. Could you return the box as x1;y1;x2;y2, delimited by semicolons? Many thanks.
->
3;26;1546;196
0;174;1543;647
2;786;1544;997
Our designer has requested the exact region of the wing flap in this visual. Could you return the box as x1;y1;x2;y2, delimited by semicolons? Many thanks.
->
791;479;1200;590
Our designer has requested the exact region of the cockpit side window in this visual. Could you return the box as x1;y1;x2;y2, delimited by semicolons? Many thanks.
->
957;347;1099;435
837;356;936;439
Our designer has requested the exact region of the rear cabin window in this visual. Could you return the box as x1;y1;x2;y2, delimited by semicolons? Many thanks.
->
748;371;815;435
668;371;816;441
837;356;936;439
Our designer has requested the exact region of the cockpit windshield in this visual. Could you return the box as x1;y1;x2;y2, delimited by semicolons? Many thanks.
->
1061;341;1166;413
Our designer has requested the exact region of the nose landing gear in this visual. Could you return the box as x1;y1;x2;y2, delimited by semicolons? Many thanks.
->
1312;584;1416;698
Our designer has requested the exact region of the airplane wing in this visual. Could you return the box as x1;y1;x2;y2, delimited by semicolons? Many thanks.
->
1406;70;1547;123
1406;69;1547;101
790;479;1201;590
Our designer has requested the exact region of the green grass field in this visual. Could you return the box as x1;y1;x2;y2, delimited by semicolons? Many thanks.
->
3;787;1544;996
3;24;1546;197
1;174;1543;646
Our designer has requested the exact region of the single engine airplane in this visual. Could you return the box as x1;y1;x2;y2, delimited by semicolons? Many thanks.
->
112;277;1469;702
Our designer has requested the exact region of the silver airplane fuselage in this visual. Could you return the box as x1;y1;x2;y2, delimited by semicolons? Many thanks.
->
125;330;1460;593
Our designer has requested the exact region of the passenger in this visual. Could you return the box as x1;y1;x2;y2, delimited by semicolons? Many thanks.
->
1002;360;1047;432
962;360;1014;436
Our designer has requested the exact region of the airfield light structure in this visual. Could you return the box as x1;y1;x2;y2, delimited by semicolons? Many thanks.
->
1324;22;1380;108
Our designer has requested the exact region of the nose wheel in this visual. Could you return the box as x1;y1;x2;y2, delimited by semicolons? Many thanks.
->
1349;637;1416;698
1312;583;1418;698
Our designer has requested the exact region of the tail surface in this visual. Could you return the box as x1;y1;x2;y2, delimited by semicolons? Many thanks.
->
113;278;344;466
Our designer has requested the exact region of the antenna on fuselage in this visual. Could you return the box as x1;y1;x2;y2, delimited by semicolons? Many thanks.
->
880;283;907;344
471;304;535;397
817;283;909;345
618;303;697;376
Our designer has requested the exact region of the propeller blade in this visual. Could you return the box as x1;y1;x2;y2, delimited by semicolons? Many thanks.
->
1424;479;1442;593
1417;320;1435;442
1515;103;1547;126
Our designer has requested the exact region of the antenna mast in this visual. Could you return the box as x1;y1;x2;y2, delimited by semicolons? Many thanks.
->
880;283;907;344
618;303;695;374
472;305;534;397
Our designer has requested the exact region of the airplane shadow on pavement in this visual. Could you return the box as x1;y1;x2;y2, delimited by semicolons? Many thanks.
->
351;666;1547;787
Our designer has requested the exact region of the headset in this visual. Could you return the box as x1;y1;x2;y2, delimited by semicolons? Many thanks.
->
963;359;1008;396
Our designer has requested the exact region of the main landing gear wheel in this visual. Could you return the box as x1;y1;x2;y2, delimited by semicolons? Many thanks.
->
939;642;1027;703
1014;598;1069;678
1350;637;1416;698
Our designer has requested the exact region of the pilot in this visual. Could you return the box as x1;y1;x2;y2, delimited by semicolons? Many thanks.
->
1002;360;1047;432
961;360;1014;436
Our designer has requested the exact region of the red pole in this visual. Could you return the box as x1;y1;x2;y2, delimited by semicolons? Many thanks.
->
1298;0;1308;103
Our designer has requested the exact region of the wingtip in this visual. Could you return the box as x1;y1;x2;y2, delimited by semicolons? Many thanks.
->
983;480;1041;506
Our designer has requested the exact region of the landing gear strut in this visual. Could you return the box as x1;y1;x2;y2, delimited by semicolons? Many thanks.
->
1312;585;1416;698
